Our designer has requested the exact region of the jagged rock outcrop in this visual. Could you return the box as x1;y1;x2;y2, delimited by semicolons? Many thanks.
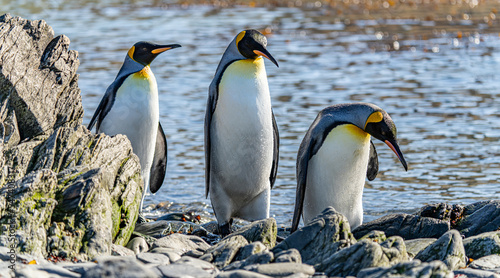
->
0;14;143;260
227;218;277;249
414;230;466;270
353;213;450;240
315;236;409;277
272;207;356;266
456;200;500;237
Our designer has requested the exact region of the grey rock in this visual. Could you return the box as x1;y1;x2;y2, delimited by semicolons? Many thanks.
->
150;233;210;255
111;244;135;256
15;265;80;278
286;274;314;278
200;235;249;268
185;249;205;258
243;262;315;277
316;236;408;277
0;14;143;261
136;252;170;265
359;230;387;243
283;274;312;278
156;256;219;277
405;238;437;258
454;269;500;278
61;262;98;275
126;237;149;254
415;230;466;270
0;170;58;258
216;270;271;278
0;14;82;141
228;218;277;249
174;256;219;274
135;220;204;238
464;231;500;259
418;203;464;223
223;251;274;271
470;255;500;270
156;264;213;278
456;200;500;237
234;242;268;262
82;256;157;278
273;207;356;266
0;246;50;265
149;247;182;262
274;248;302;264
358;260;453;278
353;213;450;240
14;268;53;278
202;221;220;234
0;261;13;277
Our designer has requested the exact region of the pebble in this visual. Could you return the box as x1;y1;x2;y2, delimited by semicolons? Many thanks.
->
216;269;271;278
464;231;500;259
149;247;182;262
453;268;500;278
243;262;315;277
151;233;210;255
274;248;302;264
126;237;149;254
469;255;500;271
136;252;170;265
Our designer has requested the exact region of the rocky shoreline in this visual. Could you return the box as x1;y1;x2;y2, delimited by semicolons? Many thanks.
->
2;201;500;277
1;13;500;278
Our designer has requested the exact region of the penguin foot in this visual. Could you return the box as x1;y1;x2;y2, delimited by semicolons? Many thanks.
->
137;213;147;224
218;222;232;237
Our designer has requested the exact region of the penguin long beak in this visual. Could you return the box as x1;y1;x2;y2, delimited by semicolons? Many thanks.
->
384;139;408;171
151;44;182;54
254;48;279;68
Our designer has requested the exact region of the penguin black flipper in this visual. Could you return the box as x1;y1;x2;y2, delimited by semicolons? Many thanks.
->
366;140;379;181
269;110;279;188
149;122;167;194
204;81;218;198
87;75;129;131
292;113;331;232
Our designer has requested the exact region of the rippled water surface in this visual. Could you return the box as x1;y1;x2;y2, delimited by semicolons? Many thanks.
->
3;1;500;226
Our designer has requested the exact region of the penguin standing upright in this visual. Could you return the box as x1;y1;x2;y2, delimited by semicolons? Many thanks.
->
205;30;280;236
291;103;408;232
88;41;181;214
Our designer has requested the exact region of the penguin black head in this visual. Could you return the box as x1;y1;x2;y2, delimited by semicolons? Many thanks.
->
128;41;182;66
235;30;279;67
364;110;408;171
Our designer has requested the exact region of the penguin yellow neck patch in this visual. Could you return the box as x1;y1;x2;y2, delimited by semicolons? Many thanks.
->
344;124;370;140
225;57;264;77
364;111;384;128
134;66;152;79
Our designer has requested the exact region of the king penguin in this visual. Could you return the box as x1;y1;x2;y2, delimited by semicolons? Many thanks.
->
205;30;280;236
88;41;181;215
291;103;408;232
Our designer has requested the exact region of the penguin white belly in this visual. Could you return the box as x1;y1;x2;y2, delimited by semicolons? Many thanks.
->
99;68;159;187
211;58;273;214
303;124;370;228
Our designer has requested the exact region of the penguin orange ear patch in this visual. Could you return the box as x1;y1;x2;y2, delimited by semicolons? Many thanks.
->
128;46;136;60
236;31;246;45
365;111;384;128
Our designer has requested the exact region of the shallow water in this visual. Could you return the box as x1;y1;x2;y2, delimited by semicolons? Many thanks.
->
3;1;500;227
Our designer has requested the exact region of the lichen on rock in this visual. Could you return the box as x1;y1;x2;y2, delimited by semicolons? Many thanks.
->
0;13;143;261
